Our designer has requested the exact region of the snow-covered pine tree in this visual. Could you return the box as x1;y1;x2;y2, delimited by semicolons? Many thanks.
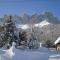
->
2;15;16;47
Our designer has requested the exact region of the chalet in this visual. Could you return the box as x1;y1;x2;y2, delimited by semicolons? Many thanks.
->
54;37;60;51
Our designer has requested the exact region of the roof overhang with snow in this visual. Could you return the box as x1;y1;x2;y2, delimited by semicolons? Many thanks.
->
54;37;60;45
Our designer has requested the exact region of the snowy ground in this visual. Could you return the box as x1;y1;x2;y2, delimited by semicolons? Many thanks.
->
49;54;60;60
0;47;60;60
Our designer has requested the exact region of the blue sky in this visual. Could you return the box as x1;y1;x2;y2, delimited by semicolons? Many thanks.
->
0;0;60;19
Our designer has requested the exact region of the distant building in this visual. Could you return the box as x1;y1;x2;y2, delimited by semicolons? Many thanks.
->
54;37;60;51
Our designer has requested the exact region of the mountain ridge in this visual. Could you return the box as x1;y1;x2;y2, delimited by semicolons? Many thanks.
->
0;12;60;25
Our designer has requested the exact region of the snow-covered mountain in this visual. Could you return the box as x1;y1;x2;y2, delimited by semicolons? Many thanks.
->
34;20;50;28
0;12;60;26
16;24;30;29
16;20;50;29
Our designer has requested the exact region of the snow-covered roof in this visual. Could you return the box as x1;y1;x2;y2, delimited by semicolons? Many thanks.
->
54;37;60;44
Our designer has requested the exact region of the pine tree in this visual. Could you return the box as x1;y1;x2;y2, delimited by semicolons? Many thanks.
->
2;15;16;47
18;29;27;47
